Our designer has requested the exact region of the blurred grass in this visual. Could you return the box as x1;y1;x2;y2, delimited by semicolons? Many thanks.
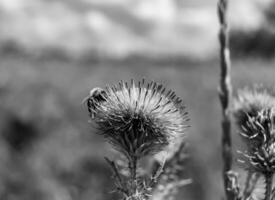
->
0;53;274;200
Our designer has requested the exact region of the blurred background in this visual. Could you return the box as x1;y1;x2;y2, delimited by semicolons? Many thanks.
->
0;0;275;199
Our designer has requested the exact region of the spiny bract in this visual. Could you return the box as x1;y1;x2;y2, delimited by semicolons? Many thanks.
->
86;79;189;160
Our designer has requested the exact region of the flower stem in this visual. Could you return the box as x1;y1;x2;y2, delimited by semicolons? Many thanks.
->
265;173;273;200
129;156;138;194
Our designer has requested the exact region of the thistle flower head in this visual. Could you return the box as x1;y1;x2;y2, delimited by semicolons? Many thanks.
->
86;79;188;160
234;86;275;174
234;87;275;145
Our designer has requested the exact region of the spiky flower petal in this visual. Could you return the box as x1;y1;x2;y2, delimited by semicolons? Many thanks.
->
87;79;188;160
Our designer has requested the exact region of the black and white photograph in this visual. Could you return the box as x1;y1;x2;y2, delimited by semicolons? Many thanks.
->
0;0;275;199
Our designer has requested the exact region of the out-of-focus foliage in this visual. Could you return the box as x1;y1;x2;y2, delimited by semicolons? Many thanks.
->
230;0;275;58
0;0;218;59
230;29;275;58
264;1;275;29
0;81;119;200
0;0;273;59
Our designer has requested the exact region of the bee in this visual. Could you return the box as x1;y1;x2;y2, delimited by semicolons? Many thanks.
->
82;87;107;119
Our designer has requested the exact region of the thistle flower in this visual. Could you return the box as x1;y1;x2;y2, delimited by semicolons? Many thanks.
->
234;87;275;174
234;87;275;134
86;79;188;160
234;87;275;146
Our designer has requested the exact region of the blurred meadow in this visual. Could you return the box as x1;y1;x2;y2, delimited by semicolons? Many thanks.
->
0;0;275;200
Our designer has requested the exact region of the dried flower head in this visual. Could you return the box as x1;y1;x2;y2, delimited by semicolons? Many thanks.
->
86;79;188;160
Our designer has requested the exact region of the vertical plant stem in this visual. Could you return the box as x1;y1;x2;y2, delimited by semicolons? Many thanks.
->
129;156;138;195
217;0;233;200
265;173;273;200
